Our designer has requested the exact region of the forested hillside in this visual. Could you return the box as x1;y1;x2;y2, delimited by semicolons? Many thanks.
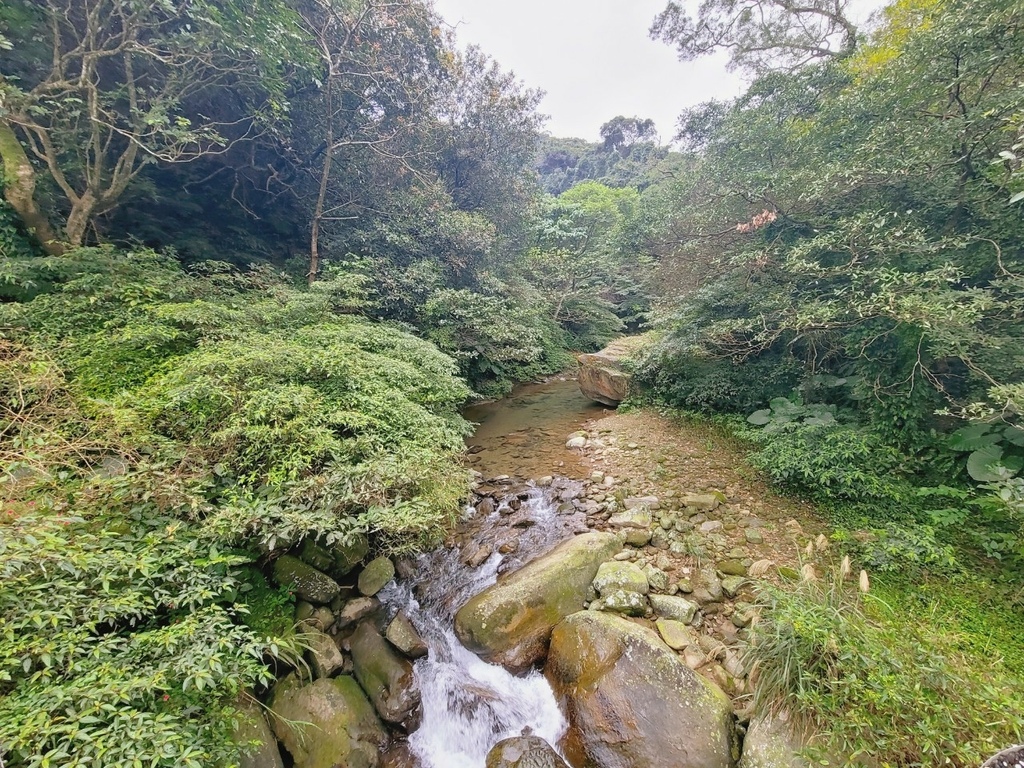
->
1;0;1022;764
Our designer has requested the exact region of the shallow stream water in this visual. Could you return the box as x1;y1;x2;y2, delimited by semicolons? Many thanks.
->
380;377;605;766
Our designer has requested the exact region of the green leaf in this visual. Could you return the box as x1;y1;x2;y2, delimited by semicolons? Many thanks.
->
949;424;1000;452
747;409;772;425
966;444;1005;482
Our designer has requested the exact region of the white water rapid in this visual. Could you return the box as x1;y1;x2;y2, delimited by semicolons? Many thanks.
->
380;484;581;767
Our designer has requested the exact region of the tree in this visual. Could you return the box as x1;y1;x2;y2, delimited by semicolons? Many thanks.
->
650;0;860;74
599;116;658;153
0;0;306;247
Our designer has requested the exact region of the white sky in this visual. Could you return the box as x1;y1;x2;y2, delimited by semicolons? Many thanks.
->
431;0;887;144
431;0;744;143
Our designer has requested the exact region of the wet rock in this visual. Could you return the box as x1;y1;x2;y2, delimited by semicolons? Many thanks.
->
592;561;649;596
350;622;421;728
486;735;570;768
272;556;340;605
566;436;587;449
386;612;428;659
600;589;648;616
234;696;284;768
454;531;622;672
477;497;496;516
380;742;421;768
546;611;735;768
463;544;493;568
649;594;698;624
359;557;396;597
269;673;386;768
655;618;695;650
306;629;345;679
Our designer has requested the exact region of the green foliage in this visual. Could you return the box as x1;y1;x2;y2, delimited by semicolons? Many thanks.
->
0;247;476;765
745;421;905;502
0;502;300;768
747;566;1024;766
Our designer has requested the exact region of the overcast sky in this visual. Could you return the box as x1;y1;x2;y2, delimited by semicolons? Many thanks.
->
431;0;745;143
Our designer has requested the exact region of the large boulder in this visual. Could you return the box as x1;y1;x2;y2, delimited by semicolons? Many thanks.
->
485;735;570;768
739;713;874;768
350;622;421;728
546;611;735;768
455;531;622;672
269;674;387;768
577;338;642;406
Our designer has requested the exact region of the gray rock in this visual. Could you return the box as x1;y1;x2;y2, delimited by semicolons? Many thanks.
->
546;611;735;768
386;612;428;659
600;589;648;616
234;696;284;768
454;531;622;672
649;594;698;624
336;596;382;629
608;506;653;530
486;735;569;768
643;565;670;592
721;575;746;598
358;557;396;597
350;622;421;727
593;560;650;596
272;556;340;605
625;496;661;511
306;629;345;679
655;618;695;650
566;436;587;449
745;529;765;544
625;528;654;547
269;673;386;768
684;493;723;511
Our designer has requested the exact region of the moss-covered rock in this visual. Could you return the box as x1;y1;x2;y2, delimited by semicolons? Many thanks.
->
592;560;649;596
272;555;340;605
649;594;698;624
454;531;622;672
234;697;285;768
546;611;735;768
269;673;386;768
350;622;421;728
358;557;396;597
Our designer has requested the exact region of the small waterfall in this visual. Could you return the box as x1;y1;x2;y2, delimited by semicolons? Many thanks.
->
380;484;581;767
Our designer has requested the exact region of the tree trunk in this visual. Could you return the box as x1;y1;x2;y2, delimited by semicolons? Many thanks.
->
64;192;96;248
0;120;66;255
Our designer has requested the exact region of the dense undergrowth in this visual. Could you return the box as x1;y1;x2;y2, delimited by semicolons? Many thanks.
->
0;248;479;765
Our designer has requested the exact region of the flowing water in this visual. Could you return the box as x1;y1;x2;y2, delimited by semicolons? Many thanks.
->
378;376;604;767
381;483;589;767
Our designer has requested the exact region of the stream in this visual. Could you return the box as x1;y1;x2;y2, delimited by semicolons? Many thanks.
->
381;378;605;766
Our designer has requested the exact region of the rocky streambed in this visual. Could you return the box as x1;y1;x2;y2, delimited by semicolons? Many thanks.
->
241;378;832;768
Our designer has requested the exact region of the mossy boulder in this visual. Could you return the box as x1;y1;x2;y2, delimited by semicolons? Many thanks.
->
649;594;698;624
358;557;396;597
272;555;340;605
350;622;421;728
234;697;284;768
546;611;735;768
269;673;386;768
592;560;649;596
454;531;622;672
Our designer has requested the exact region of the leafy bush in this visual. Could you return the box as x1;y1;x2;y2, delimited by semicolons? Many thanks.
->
745;420;905;502
747;567;1024;766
